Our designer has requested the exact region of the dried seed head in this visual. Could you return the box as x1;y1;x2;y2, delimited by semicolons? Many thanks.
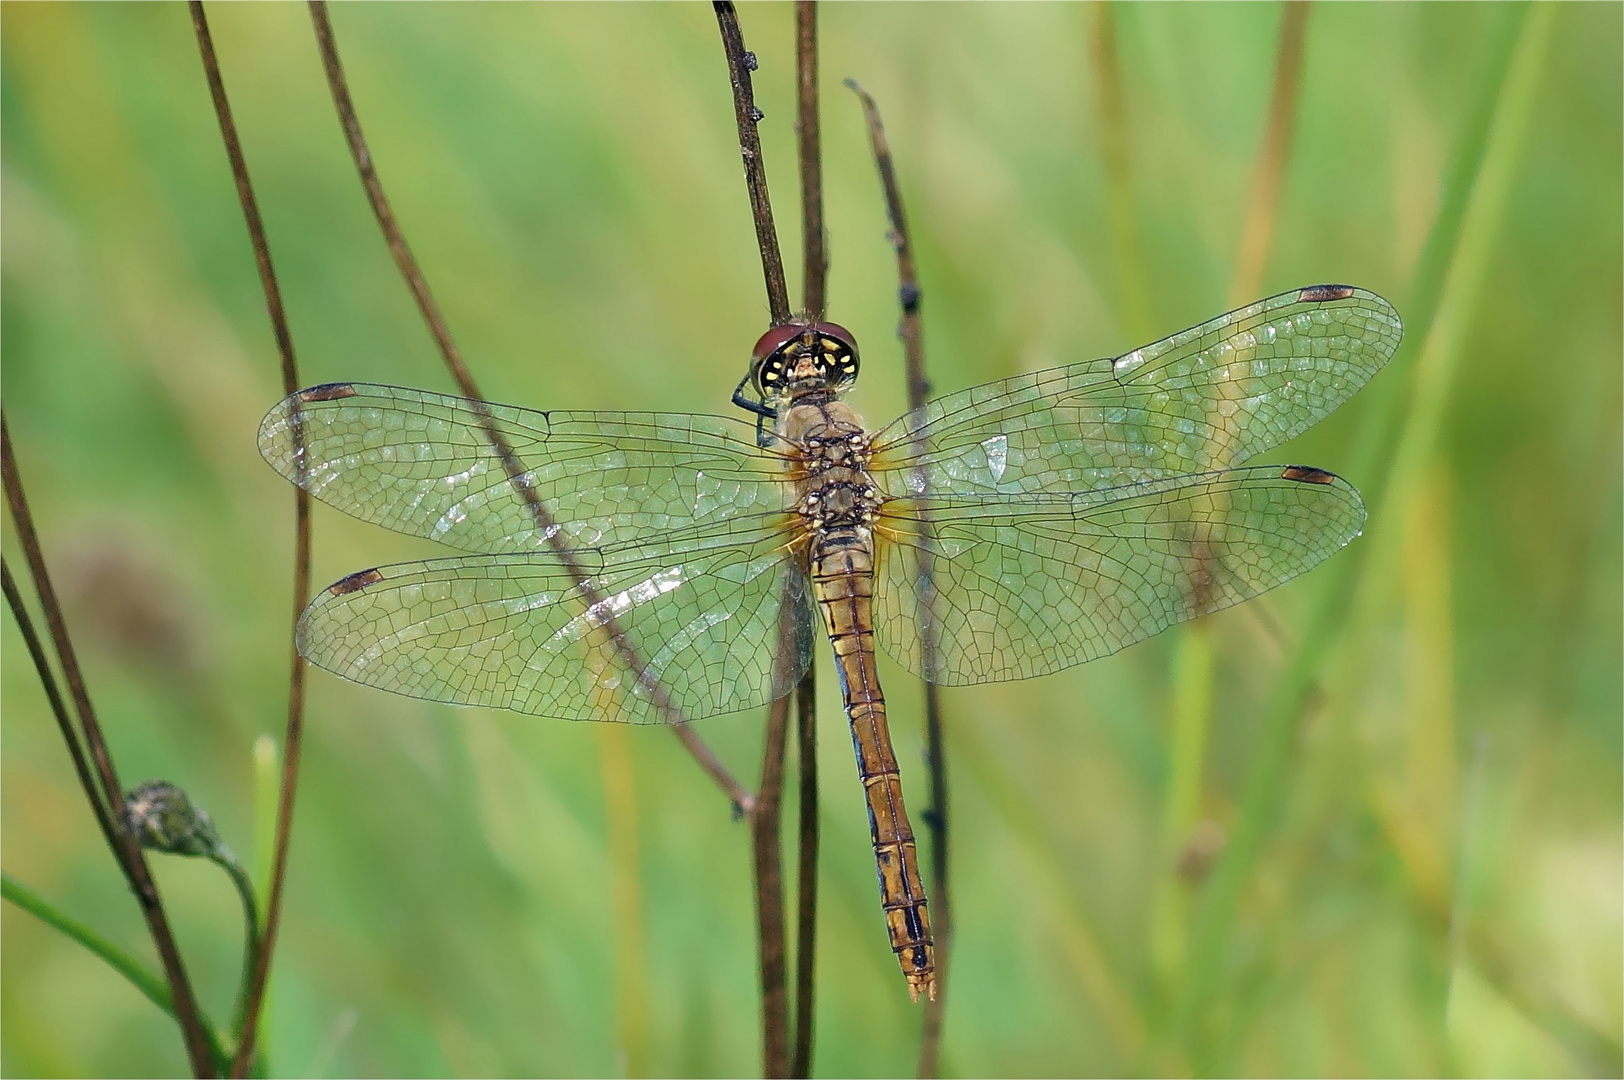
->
123;780;226;860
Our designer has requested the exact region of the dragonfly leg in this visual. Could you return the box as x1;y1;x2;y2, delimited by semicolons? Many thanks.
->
729;370;779;447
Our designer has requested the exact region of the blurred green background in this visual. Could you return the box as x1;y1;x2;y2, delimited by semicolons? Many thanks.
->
2;3;1618;1076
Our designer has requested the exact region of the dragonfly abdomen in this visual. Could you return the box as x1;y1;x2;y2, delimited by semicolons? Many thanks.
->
810;528;936;1002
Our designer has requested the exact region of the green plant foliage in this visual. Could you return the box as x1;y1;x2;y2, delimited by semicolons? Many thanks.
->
2;4;1618;1077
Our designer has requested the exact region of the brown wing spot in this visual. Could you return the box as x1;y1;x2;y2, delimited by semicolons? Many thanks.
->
300;383;358;402
1297;285;1355;302
329;568;384;595
1281;465;1336;485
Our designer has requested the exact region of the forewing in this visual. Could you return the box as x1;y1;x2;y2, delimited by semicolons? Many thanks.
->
872;465;1364;684
870;287;1401;496
296;521;814;723
259;383;788;553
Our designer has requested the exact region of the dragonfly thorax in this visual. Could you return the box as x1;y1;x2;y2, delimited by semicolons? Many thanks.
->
785;400;884;532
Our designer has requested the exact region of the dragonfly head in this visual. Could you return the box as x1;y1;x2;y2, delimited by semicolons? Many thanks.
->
751;320;860;401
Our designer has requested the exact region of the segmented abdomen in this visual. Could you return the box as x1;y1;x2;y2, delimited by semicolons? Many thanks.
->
810;528;935;1001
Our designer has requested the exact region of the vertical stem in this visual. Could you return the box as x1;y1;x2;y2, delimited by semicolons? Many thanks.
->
1;417;217;1078
757;573;804;1078
791;675;818;1078
714;1;792;325
223;859;261;1039
790;6;823;1076
187;7;311;1074
843;78;952;1076
796;1;826;317
709;5;801;1073
754;693;792;1079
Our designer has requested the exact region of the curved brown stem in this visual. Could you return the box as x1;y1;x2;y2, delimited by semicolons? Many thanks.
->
2;560;119;860
186;7;312;1075
303;0;751;813
2;417;218;1078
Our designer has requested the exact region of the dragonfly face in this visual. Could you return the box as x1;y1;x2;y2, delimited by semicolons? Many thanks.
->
751;320;861;402
259;285;1403;1001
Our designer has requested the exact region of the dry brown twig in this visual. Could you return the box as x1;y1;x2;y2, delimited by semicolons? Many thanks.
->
845;77;952;1077
302;1;750;813
186;6;312;1074
790;6;825;1074
710;3;800;1073
2;416;220;1078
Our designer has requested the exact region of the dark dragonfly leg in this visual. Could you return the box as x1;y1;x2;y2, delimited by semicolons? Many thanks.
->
730;369;779;447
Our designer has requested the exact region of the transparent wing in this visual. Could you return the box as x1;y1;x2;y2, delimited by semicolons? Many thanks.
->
296;521;814;723
259;383;790;552
871;465;1364;684
869;286;1401;496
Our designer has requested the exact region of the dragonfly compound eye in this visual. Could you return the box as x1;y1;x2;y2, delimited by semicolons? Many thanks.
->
749;320;861;396
750;322;803;395
812;321;860;386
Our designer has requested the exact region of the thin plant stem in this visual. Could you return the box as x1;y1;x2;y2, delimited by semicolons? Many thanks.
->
755;693;793;1079
1;873;233;1073
796;1;827;318
789;5;823;1075
222;858;260;1038
2;560;119;857
3;561;234;1043
710;5;804;1071
303;0;750;813
756;578;806;1079
713;1;792;325
844;78;953;1076
791;674;818;1078
186;8;311;1075
0;415;217;1078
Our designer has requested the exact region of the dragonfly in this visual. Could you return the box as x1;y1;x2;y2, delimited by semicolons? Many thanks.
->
259;284;1402;1001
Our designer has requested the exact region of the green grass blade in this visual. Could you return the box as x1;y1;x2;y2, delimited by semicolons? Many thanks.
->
2;872;233;1072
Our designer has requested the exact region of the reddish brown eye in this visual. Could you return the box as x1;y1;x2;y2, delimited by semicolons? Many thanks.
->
811;321;859;359
750;319;861;396
751;323;804;363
